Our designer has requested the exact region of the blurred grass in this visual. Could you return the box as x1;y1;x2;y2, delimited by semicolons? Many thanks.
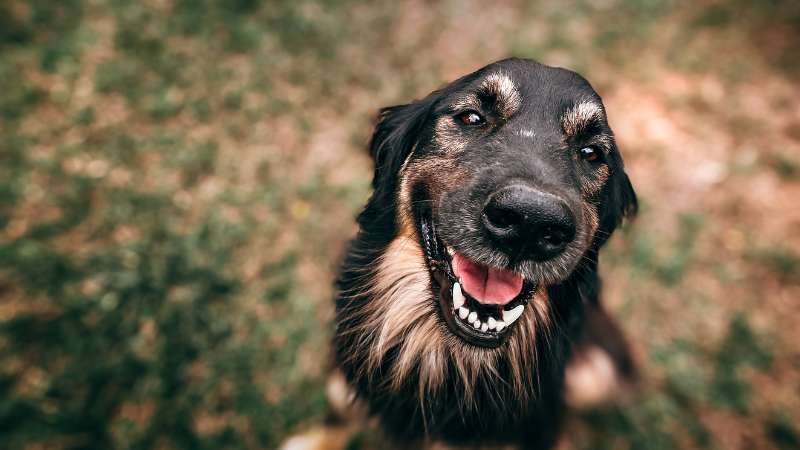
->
1;0;799;449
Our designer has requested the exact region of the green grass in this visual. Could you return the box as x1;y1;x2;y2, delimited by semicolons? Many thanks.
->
1;1;799;449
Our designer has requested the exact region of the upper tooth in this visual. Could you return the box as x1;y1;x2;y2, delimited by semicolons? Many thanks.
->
467;311;477;323
452;282;465;309
487;317;497;329
502;305;525;325
458;307;469;319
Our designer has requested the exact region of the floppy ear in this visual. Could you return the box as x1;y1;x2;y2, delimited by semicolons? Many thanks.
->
620;171;638;218
612;169;638;221
363;97;437;217
369;101;434;189
596;162;637;248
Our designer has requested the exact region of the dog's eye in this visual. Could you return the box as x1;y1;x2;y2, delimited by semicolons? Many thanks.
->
579;146;600;162
456;110;485;126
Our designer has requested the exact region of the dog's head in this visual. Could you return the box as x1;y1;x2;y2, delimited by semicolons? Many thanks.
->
338;59;635;431
361;58;635;345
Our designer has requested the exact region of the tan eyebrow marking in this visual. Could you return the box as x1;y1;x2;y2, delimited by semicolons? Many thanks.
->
452;93;481;111
480;71;521;119
561;101;604;137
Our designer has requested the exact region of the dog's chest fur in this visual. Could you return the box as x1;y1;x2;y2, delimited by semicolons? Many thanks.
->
333;235;590;448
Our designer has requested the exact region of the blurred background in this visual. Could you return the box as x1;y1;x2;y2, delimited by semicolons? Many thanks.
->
1;1;799;449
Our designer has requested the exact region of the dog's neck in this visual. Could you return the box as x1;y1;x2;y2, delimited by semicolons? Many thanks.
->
333;231;595;447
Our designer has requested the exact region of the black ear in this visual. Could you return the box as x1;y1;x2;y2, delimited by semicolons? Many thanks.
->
596;164;637;248
619;171;638;219
613;170;638;221
366;96;436;210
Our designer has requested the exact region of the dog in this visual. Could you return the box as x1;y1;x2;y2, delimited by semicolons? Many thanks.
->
281;58;637;450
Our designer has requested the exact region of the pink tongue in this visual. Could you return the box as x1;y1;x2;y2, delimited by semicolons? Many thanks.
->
451;253;523;305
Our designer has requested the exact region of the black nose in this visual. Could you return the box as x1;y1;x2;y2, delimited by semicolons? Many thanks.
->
482;185;576;261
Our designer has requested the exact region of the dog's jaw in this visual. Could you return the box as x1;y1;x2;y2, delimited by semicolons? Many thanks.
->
417;211;539;347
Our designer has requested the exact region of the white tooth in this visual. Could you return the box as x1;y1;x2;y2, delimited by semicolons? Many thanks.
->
446;246;455;256
495;321;506;332
458;307;469;319
487;317;497;329
452;282;465;309
502;305;525;325
480;323;488;332
467;311;477;323
472;320;481;329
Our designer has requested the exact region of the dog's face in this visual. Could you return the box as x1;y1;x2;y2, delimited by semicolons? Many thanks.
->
367;59;636;349
337;60;636;429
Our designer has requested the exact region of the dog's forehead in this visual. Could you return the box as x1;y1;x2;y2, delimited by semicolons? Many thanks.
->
490;59;598;100
457;60;604;128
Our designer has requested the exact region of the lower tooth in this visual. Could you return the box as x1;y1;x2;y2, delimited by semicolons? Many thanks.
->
480;323;488;332
472;321;481;329
467;311;477;323
495;321;506;332
502;305;525;325
487;317;497;329
458;307;469;319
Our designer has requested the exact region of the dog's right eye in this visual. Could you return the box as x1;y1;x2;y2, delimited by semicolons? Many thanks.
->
455;110;485;126
579;146;601;162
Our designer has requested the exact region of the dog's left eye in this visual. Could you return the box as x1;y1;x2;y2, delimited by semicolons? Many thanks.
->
456;110;485;126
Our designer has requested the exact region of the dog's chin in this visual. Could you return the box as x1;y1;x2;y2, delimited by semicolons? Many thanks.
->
416;214;538;349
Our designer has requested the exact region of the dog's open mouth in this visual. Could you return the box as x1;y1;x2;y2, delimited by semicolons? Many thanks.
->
418;215;537;348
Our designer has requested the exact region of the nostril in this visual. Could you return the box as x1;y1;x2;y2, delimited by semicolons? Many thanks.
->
484;203;521;231
539;224;574;248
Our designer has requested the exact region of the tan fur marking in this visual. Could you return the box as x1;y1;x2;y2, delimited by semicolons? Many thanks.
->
561;101;603;137
564;346;621;409
397;150;465;224
326;370;361;420
451;93;481;112
434;116;470;154
481;72;521;119
530;288;551;333
277;426;355;450
357;233;551;409
582;164;610;197
366;236;432;376
582;201;600;248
